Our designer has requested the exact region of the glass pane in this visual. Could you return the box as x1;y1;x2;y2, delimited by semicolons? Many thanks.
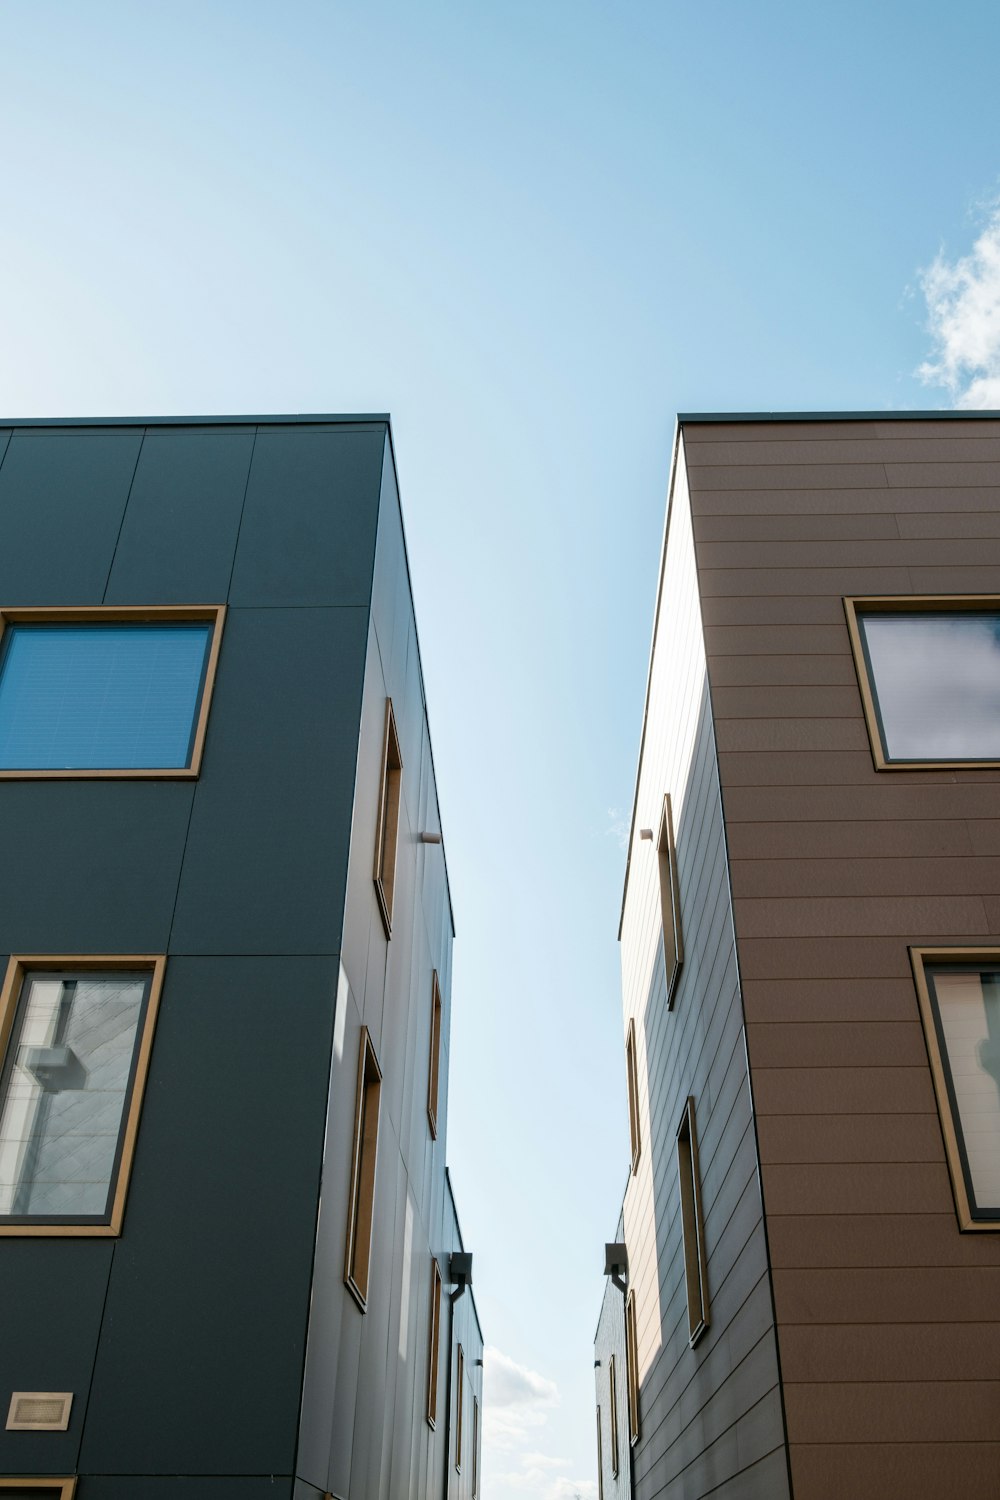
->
860;612;1000;761
932;968;1000;1214
0;971;148;1219
0;622;212;769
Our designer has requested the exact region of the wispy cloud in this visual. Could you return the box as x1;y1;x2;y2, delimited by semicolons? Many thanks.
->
605;806;629;851
484;1345;559;1447
918;197;1000;408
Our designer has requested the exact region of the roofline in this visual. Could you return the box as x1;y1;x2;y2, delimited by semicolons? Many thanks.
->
678;408;1000;423
0;413;390;427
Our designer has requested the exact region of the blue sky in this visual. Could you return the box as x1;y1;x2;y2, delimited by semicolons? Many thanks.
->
3;3;1000;1494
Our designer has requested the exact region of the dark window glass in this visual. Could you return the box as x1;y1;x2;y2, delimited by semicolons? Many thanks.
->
859;611;1000;762
0;622;212;769
927;966;1000;1217
0;970;151;1221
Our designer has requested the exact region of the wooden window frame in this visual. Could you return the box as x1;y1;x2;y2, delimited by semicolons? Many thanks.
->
472;1395;480;1498
426;1258;442;1427
455;1342;464;1472
625;1288;640;1444
845;594;1000;770
427;970;442;1139
677;1096;709;1346
608;1354;619;1477
344;1026;382;1310
911;946;1000;1231
657;794;684;1007
596;1405;604;1500
0;1483;76;1498
373;698;403;937
626;1017;641;1173
0;605;225;779
0;955;166;1237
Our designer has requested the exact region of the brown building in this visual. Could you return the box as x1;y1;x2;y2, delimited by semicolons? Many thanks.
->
595;411;1000;1500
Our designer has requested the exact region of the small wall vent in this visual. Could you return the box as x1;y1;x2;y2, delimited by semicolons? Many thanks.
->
6;1392;73;1431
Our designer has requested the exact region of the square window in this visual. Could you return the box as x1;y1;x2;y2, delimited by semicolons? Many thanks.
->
0;606;224;777
0;956;165;1236
911;948;1000;1230
677;1096;709;1346
657;795;684;1006
373;699;403;936
344;1026;382;1309
845;596;1000;768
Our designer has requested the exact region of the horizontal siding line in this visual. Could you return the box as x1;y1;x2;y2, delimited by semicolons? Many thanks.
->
783;1437;1000;1444
638;1384;786;1494
635;1310;776;1445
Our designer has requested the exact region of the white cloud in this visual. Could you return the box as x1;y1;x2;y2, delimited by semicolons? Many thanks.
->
918;198;1000;408
605;806;629;850
483;1345;560;1449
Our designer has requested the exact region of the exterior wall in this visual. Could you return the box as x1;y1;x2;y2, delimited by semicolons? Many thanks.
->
0;419;482;1499
683;414;1000;1500
614;449;790;1499
594;1206;632;1500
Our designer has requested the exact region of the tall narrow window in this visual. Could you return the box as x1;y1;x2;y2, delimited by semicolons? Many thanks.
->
472;1396;480;1497
426;1259;442;1427
625;1017;641;1173
0;956;165;1236
608;1354;619;1477
0;606;224;777
657;794;684;1007
596;1406;604;1500
677;1097;709;1345
344;1028;382;1310
0;1483;76;1498
625;1289;640;1443
373;699;403;936
455;1343;464;1472
911;948;1000;1230
427;970;443;1138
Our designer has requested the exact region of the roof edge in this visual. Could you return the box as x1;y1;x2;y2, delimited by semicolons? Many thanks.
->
678;408;1000;423
0;413;390;427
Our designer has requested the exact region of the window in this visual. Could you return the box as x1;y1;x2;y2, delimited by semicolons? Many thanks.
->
657;794;684;1006
373;698;403;936
472;1395;480;1497
344;1027;382;1309
427;1258;442;1427
0;956;164;1236
596;1406;604;1500
626;1017;641;1173
455;1343;464;1471
0;1484;76;1499
677;1097;709;1345
608;1354;619;1477
427;971;443;1138
0;606;224;777
845;595;1000;768
911;948;1000;1230
625;1288;640;1444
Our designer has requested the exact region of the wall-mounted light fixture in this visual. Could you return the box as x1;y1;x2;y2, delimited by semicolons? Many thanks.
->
604;1242;629;1298
421;832;442;844
639;828;653;841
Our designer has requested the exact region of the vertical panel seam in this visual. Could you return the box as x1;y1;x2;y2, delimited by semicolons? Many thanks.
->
101;428;147;604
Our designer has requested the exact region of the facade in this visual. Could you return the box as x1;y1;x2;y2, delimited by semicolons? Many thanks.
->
597;411;1000;1500
0;415;483;1500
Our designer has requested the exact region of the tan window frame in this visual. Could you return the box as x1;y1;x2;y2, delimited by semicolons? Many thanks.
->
344;1026;382;1310
845;594;1000;770
677;1096;709;1345
426;1258;442;1427
455;1342;464;1472
0;1481;76;1497
427;970;443;1138
596;1405;604;1500
626;1017;641;1173
373;698;403;936
657;794;684;1007
911;946;1000;1231
472;1395;480;1497
625;1288;640;1443
608;1354;619;1477
0;605;225;779
0;954;166;1237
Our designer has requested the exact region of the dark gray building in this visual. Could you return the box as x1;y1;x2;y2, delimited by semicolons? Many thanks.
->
0;416;483;1500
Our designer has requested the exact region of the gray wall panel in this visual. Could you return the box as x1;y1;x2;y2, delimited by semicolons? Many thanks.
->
0;429;141;602
105;430;254;603
169;606;368;954
229;429;384;607
0;783;192;953
80;956;338;1476
76;1482;293;1498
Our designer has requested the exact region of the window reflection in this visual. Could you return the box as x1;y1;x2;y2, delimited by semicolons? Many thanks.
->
860;612;1000;761
929;968;1000;1216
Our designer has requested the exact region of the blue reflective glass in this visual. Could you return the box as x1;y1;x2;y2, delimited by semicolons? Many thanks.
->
0;623;213;769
